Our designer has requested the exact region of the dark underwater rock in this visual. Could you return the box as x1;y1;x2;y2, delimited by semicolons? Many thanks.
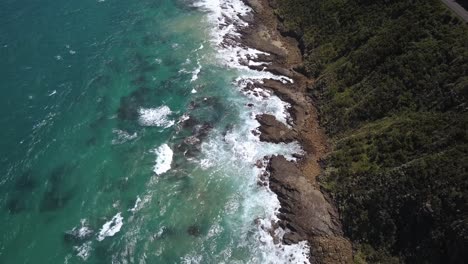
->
187;225;201;237
40;189;73;212
117;87;151;121
15;170;37;191
39;164;75;212
6;197;26;214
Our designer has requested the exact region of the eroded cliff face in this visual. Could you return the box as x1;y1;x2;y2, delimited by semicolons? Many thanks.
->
240;0;353;262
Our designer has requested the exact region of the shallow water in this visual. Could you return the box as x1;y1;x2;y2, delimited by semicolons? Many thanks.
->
0;0;309;263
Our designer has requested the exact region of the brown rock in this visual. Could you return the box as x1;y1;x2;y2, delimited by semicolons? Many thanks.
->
267;155;352;263
255;160;264;168
240;0;353;262
256;114;296;143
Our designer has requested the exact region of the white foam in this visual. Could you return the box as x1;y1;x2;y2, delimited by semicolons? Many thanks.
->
77;219;93;238
193;0;292;85
138;106;174;128
236;79;292;127
66;219;93;241
178;113;190;124
199;158;213;169
190;60;202;82
74;241;92;261
247;167;310;264
193;0;310;262
199;119;307;262
97;212;124;241
181;254;203;264
153;144;173;175
128;196;142;212
112;129;137;144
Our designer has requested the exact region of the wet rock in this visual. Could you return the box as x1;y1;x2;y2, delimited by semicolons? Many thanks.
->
193;122;213;139
283;232;304;245
256;114;295;143
182;116;199;129
292;153;304;160
156;226;175;240
267;155;352;262
251;129;260;136
254;218;261;225
249;64;294;79
188;101;199;110
268;156;340;236
222;124;234;138
176;142;201;158
64;226;93;243
178;119;214;156
255;160;263;168
187;225;201;237
184;136;200;145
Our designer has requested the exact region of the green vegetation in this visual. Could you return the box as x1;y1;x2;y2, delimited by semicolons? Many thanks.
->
274;0;468;262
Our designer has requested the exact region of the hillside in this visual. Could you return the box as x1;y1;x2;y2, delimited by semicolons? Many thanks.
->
273;0;468;262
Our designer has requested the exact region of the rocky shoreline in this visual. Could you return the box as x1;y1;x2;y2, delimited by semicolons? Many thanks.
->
240;0;353;262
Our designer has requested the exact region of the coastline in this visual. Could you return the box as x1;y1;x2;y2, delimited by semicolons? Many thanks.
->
239;0;353;262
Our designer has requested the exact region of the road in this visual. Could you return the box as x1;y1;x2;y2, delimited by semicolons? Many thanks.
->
441;0;468;22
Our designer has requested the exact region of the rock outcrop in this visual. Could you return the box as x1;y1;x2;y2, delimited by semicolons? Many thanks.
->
242;0;354;262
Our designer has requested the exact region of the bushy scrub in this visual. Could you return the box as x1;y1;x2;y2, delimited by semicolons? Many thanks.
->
275;0;468;262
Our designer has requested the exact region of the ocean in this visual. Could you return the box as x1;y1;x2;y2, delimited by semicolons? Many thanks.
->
0;0;309;263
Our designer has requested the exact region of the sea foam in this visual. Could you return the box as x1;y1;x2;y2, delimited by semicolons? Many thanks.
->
74;241;92;260
153;144;173;175
138;106;174;128
97;212;124;241
193;0;311;262
112;129;137;145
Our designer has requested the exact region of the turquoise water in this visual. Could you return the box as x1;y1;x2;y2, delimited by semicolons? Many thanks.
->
0;0;309;263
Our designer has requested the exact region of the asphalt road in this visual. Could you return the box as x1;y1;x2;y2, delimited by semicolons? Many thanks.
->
441;0;468;22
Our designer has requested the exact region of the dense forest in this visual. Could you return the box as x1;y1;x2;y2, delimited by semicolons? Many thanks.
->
274;0;468;263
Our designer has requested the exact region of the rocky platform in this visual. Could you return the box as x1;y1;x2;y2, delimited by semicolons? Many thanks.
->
242;0;353;262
